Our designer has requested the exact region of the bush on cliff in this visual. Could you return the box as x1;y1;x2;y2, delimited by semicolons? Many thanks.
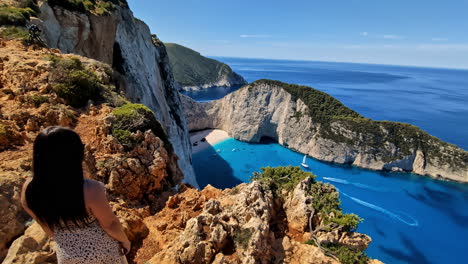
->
110;103;170;147
322;243;369;264
0;6;36;26
0;26;29;40
251;166;315;197
252;166;362;231
46;0;128;15
48;56;102;107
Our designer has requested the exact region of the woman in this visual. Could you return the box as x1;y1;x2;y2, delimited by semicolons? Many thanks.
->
21;126;131;263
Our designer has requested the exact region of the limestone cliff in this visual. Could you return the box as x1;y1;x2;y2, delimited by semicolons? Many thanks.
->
165;43;247;91
31;0;198;187
182;80;468;182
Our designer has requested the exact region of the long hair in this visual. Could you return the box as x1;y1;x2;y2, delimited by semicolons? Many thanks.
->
26;126;90;229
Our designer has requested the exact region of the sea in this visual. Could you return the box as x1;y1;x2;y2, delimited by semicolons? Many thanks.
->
183;58;468;264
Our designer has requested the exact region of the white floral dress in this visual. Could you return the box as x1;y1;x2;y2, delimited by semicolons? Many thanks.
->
54;215;122;264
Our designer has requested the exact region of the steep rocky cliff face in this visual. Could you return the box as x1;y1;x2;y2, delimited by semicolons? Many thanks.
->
32;1;198;187
182;80;468;182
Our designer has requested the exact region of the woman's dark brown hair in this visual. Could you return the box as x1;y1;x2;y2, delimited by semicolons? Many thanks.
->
26;126;90;229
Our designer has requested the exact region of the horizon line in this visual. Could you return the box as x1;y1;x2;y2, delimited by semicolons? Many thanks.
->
205;54;468;72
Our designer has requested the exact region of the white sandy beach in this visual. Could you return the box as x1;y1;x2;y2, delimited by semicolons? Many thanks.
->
190;129;230;154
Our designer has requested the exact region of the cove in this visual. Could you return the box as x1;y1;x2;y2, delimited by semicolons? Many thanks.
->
193;138;468;264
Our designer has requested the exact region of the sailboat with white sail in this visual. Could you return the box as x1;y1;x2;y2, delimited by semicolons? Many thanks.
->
301;155;309;168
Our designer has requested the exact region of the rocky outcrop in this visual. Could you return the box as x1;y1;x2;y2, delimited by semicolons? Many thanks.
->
2;222;56;264
182;80;468;182
33;1;198;188
164;43;247;91
135;177;379;264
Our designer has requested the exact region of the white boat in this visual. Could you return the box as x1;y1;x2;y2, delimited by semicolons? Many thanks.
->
301;155;309;168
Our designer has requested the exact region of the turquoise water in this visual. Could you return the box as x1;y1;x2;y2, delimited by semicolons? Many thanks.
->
193;139;468;264
187;58;468;264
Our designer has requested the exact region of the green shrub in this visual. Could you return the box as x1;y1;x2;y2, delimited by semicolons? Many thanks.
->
251;166;315;197
329;211;362;232
48;56;102;107
53;70;101;107
112;129;141;146
0;26;28;40
309;182;341;214
110;103;170;146
25;95;49;107
308;181;362;231
0;6;36;26
322;243;369;264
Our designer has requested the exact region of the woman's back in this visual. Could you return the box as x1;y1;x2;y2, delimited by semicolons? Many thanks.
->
54;214;122;263
21;126;130;264
52;180;122;264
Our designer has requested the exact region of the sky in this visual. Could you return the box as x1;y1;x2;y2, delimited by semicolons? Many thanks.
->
127;0;468;69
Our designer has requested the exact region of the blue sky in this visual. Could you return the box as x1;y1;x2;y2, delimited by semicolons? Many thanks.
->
127;0;468;69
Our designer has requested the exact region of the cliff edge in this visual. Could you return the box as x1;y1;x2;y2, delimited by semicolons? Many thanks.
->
182;79;468;182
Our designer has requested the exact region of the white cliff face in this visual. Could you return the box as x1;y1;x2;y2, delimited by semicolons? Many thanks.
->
182;82;468;183
35;3;198;188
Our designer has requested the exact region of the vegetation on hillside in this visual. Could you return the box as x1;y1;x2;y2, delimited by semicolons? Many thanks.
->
252;166;367;263
47;56;103;107
165;42;246;88
252;79;468;167
0;26;28;40
46;55;127;109
109;103;170;148
0;5;36;26
46;0;128;15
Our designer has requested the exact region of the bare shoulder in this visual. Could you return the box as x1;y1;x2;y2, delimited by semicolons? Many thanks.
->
83;179;106;200
21;178;33;206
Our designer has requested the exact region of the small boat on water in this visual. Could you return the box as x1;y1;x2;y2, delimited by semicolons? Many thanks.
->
301;155;309;168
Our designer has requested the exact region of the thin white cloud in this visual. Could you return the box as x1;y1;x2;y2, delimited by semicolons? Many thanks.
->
360;32;368;37
432;38;448;42
240;34;272;38
383;34;404;40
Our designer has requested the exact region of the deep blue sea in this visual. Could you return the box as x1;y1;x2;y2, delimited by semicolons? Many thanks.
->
184;58;468;264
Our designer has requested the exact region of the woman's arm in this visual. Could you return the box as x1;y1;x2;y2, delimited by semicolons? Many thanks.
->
20;179;54;237
84;180;130;249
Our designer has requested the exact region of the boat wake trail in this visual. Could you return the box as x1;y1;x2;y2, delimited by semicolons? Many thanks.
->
340;192;419;227
323;177;388;192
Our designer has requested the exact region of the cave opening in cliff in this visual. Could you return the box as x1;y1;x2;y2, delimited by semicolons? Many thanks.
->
112;42;125;74
259;136;278;144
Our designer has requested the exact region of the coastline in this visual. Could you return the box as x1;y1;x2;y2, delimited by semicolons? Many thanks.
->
190;129;230;154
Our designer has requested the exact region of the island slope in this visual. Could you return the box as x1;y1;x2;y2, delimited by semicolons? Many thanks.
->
165;43;247;91
182;79;468;182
